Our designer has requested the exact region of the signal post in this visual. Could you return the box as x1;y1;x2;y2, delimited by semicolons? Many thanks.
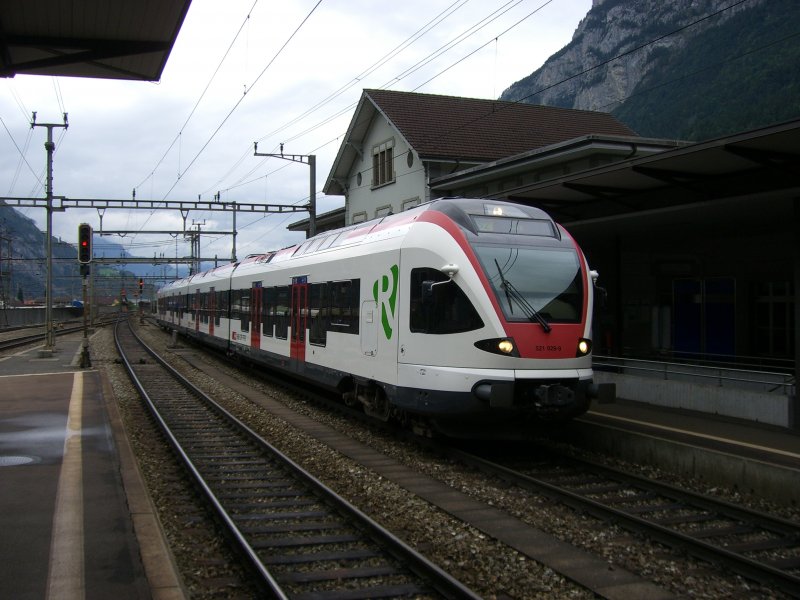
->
78;223;92;368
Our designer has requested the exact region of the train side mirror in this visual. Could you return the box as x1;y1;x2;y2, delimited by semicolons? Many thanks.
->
421;281;436;303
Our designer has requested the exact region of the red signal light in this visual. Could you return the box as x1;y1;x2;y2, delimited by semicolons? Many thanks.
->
78;224;92;264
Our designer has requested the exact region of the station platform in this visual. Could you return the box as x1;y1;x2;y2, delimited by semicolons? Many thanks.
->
572;398;800;505
2;331;797;598
0;334;184;600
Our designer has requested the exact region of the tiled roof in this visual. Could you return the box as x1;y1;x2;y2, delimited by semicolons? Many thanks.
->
365;89;637;162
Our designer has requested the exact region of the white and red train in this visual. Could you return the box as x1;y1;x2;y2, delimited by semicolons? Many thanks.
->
155;198;613;436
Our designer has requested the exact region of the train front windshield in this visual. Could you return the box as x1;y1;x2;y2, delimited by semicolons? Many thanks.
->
474;245;583;324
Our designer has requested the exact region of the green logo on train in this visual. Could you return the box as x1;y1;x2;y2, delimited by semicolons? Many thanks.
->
373;264;398;340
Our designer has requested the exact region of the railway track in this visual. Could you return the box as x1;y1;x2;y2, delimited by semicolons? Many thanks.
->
114;316;480;600
0;316;117;352
447;443;800;597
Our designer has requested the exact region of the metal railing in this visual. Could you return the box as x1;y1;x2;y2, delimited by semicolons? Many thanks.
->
593;354;795;394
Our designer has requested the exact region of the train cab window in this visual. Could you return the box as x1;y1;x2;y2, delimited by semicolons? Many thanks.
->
475;246;583;323
309;282;329;345
410;268;484;334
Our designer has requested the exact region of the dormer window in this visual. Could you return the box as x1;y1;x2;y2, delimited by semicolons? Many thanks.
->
372;139;394;187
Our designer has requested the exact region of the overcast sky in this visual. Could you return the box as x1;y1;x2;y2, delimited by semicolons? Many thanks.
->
0;0;591;266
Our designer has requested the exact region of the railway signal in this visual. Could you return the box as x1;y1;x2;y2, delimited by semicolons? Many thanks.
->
78;223;92;264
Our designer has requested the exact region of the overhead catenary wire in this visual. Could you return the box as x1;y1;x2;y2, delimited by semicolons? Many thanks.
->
198;0;599;257
133;0;261;194
203;0;524;203
199;0;473;198
132;0;317;238
180;0;769;262
76;0;768;262
1;116;38;192
317;0;759;192
157;0;323;202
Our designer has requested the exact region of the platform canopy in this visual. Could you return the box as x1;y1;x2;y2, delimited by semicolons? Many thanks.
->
1;0;191;81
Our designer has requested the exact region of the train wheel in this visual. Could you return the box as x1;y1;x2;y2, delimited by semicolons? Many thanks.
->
363;386;390;421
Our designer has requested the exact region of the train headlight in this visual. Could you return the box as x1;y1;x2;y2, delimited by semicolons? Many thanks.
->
498;339;515;354
576;338;592;357
475;338;519;357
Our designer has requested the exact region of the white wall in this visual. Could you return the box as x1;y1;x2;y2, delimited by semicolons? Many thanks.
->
345;119;426;225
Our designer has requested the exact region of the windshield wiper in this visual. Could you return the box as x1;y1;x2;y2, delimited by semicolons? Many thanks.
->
494;259;551;332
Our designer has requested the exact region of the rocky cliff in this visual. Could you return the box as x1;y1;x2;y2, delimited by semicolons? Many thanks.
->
501;0;800;140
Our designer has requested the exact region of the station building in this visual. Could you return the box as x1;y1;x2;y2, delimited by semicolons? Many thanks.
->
301;89;800;428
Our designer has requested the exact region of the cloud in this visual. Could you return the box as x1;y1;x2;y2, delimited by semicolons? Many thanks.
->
0;0;591;265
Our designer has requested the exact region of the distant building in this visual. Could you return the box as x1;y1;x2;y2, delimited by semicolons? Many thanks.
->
319;89;654;226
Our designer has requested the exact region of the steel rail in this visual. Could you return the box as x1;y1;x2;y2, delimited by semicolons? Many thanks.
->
114;317;479;599
446;445;800;597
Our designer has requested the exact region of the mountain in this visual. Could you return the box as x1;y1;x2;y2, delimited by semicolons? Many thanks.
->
0;201;176;304
0;202;82;304
500;0;800;141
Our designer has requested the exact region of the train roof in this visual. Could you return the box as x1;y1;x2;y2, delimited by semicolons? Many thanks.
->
158;198;561;289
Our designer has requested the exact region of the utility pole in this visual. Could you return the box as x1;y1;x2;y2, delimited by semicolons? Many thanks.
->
32;111;68;356
254;142;316;237
188;219;205;275
0;229;10;327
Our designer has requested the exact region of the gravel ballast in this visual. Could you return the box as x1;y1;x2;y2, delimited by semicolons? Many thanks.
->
95;322;795;599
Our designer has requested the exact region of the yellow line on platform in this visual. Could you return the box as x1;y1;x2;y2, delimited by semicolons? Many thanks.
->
46;371;85;600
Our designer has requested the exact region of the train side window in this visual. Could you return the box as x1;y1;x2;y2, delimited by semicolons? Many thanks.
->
275;286;290;339
329;279;360;334
263;287;275;337
230;289;239;322
410;268;484;334
239;294;250;331
309;282;328;346
219;289;229;325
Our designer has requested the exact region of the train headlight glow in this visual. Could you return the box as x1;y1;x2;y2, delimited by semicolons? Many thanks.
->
498;339;515;354
475;338;519;357
576;338;592;356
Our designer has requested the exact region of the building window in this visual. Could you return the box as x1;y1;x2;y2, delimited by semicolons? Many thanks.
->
375;205;393;218
754;281;794;358
372;140;394;187
402;197;420;212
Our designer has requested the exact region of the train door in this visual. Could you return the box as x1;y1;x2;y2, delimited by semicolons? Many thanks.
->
209;287;215;336
250;282;262;350
194;289;200;332
291;276;308;364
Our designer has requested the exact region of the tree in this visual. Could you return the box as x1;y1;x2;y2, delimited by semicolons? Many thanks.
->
17;286;23;304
